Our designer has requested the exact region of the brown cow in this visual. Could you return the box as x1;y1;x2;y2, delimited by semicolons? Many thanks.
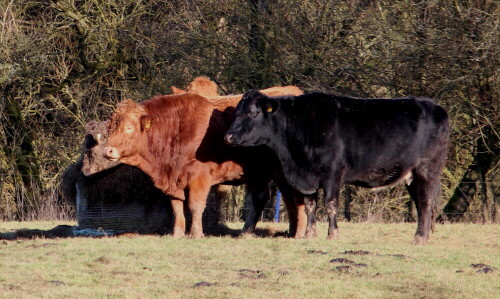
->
104;88;306;238
63;120;227;233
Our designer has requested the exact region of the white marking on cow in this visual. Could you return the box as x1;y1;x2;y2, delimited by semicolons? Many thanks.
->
369;171;413;192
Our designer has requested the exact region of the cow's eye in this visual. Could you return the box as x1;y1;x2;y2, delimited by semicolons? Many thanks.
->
124;125;134;134
248;105;260;118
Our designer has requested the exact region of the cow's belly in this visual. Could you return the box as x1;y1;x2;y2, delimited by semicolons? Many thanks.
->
347;166;413;189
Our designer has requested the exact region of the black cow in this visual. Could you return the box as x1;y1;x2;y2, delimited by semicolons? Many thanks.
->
225;90;449;244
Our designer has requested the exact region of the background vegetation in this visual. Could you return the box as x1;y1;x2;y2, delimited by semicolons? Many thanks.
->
0;0;498;222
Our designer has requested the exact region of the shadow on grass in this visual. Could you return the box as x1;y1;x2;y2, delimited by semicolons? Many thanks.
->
0;223;290;240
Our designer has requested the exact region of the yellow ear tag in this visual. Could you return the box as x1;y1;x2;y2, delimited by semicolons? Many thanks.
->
96;134;102;142
266;107;273;113
145;120;151;129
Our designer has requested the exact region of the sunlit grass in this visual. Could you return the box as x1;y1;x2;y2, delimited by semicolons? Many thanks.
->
0;221;498;298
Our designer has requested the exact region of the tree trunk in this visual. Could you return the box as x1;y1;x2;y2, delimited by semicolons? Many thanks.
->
491;169;500;223
440;131;499;222
247;0;268;88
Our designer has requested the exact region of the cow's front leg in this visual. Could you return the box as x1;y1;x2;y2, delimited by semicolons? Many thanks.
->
325;182;342;240
171;198;186;238
304;193;318;239
243;180;270;233
187;177;210;238
325;195;340;240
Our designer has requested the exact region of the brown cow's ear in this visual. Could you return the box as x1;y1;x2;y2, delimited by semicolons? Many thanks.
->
140;115;158;131
171;86;186;95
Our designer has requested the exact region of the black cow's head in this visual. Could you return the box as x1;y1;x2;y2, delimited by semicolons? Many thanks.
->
224;89;279;147
82;121;121;176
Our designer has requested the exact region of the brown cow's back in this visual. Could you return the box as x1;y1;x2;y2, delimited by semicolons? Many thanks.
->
205;86;304;113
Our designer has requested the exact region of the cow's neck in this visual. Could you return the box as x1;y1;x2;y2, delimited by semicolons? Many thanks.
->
266;117;320;194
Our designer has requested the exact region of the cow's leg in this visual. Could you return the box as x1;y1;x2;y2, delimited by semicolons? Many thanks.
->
282;195;297;236
325;185;341;240
295;197;307;238
304;193;318;239
187;177;210;238
407;172;440;245
408;143;447;245
280;187;306;238
243;180;270;233
171;199;186;238
343;185;353;222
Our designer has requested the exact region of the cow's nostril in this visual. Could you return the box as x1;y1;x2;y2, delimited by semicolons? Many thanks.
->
224;134;233;144
104;147;118;159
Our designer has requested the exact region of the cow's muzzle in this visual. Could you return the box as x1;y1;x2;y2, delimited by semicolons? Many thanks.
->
103;146;121;161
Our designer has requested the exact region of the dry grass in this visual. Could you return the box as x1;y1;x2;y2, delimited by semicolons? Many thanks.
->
0;221;498;298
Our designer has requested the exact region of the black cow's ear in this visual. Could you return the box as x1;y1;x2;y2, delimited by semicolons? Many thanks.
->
140;115;158;131
242;89;266;101
85;121;99;133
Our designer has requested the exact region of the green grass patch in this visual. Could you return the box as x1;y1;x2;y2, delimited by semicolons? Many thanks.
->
0;221;498;298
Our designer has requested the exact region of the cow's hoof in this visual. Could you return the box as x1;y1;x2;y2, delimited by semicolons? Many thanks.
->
242;228;255;235
413;235;428;245
327;229;339;240
187;232;204;239
305;229;317;239
172;227;185;238
292;231;306;239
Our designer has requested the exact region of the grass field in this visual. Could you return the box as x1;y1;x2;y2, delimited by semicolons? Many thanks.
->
0;221;498;298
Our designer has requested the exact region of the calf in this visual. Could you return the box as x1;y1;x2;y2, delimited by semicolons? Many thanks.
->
225;90;449;244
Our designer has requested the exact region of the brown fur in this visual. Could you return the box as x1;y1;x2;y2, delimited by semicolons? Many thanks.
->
105;94;246;237
206;86;304;110
170;76;219;96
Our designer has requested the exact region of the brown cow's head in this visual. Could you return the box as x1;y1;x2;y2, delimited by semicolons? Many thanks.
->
186;76;218;96
170;76;219;97
104;99;157;164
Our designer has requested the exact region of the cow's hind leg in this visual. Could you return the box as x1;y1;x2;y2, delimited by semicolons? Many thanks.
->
304;193;318;239
407;171;440;245
281;187;307;238
171;199;186;238
243;180;270;233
